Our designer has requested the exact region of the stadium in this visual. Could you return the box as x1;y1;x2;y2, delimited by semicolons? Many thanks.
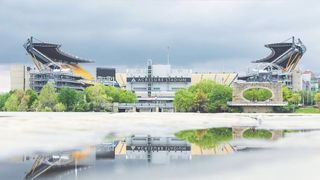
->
23;37;94;92
18;36;308;98
238;37;306;90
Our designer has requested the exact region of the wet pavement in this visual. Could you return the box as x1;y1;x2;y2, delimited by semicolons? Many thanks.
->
1;112;320;179
1;125;319;180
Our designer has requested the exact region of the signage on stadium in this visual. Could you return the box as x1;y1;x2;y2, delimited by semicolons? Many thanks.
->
126;145;191;151
127;77;191;83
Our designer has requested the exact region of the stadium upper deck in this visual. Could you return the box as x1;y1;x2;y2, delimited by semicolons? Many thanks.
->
30;42;93;64
252;37;306;72
23;37;94;81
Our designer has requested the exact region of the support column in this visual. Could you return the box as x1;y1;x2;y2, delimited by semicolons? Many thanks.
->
112;103;119;113
271;130;284;141
132;106;137;112
232;127;246;140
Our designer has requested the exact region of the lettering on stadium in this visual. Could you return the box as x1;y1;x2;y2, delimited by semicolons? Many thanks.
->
126;145;191;151
127;77;191;83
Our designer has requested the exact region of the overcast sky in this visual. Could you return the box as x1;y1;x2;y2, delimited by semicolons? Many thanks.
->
0;0;319;92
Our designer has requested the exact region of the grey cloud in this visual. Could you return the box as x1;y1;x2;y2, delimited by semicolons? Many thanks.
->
0;0;319;72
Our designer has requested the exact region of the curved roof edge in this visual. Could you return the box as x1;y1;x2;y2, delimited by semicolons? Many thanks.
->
24;36;94;64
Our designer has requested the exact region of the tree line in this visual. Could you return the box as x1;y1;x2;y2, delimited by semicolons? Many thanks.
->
173;80;235;113
0;83;136;112
2;80;320;113
173;80;320;113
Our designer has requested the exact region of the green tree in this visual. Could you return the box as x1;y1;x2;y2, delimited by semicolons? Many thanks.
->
175;128;233;149
243;129;272;139
174;89;194;112
274;85;301;113
18;95;29;111
54;102;66;112
85;84;112;112
18;89;38;111
0;92;11;111
25;89;38;108
282;85;290;101
118;90;136;103
4;90;28;111
288;93;301;105
104;85;136;103
31;99;40;112
243;88;272;102
44;107;52;112
73;91;89;112
4;93;20;111
205;82;232;112
314;92;320;108
174;80;232;113
104;86;119;102
193;90;208;112
37;83;58;111
58;87;80;111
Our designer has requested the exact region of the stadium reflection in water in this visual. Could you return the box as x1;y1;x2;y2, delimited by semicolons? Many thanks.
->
0;127;317;180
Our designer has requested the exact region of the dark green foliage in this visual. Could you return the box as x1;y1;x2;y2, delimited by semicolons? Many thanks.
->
84;84;137;112
273;104;297;113
288;93;301;105
274;85;302;113
0;82;136;112
84;84;136;112
282;85;290;101
174;80;232;113
58;88;80;111
175;128;233;149
174;89;194;112
283;130;302;135
25;89;38;108
37;83;58;111
3;90;38;111
193;90;208;112
0;92;12;111
243;88;272;102
85;84;112;112
228;106;243;113
74;91;90;112
4;92;20;111
243;129;272;139
118;90;137;103
104;85;136;103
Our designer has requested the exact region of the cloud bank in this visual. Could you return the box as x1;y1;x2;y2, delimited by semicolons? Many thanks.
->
0;0;319;72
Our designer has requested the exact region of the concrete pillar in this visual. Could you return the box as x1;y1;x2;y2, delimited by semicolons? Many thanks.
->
112;103;119;113
156;107;159;112
132;106;137;112
271;130;283;141
232;127;246;140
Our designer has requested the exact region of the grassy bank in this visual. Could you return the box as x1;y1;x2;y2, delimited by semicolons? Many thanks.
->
295;107;320;113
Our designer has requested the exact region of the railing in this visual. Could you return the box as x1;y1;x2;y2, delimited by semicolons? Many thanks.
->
227;101;288;106
118;103;174;109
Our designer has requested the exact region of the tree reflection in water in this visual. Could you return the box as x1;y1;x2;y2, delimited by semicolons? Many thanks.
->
175;128;233;149
243;129;272;139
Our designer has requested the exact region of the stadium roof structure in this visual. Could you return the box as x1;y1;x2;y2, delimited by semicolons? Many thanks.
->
24;37;93;67
23;37;95;81
252;36;306;72
31;42;93;64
